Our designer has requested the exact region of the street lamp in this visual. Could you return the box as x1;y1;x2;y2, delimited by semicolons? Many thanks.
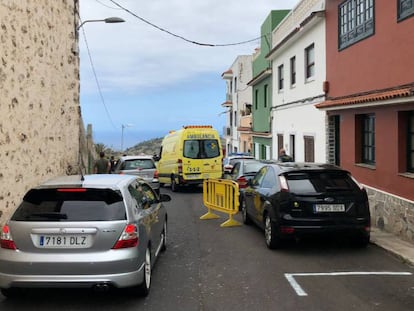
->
121;124;134;152
77;17;125;31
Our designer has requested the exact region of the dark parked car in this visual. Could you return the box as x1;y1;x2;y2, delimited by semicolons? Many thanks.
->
0;174;171;297
241;163;371;249
226;158;267;207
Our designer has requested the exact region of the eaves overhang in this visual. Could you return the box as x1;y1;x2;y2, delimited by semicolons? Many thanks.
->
315;84;414;111
247;68;272;86
221;69;233;80
221;101;233;107
266;10;325;60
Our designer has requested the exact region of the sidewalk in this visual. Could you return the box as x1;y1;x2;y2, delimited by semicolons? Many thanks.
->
370;227;414;266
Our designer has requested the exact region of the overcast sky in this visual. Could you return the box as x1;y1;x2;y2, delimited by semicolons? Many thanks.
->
79;0;299;150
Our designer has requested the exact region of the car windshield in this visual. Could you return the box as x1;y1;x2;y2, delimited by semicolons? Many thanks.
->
183;139;220;159
285;171;359;194
11;188;126;221
123;159;155;170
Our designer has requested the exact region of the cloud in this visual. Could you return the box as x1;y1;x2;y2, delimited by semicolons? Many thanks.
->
80;0;297;93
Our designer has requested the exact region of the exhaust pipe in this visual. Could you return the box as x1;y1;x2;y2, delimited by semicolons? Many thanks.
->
93;283;110;292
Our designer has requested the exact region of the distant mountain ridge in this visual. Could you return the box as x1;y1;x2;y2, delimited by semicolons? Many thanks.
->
124;137;163;156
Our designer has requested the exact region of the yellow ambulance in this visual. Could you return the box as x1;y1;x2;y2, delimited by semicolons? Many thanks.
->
157;125;223;191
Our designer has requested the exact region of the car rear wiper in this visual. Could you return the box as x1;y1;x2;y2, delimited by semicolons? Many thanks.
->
325;186;351;191
27;213;68;220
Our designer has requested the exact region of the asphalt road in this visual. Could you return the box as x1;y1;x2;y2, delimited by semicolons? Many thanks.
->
1;186;413;310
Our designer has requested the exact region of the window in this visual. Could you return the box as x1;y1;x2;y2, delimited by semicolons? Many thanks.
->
12;188;126;221
290;56;296;86
362;114;375;164
183;139;220;159
264;84;268;108
278;65;284;91
277;134;284;155
255;89;259;110
305;44;315;80
339;0;374;50
398;0;414;21
290;134;296;161
304;136;315;162
407;111;414;172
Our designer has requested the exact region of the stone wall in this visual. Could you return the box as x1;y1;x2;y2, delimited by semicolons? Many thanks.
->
366;186;414;243
0;0;82;226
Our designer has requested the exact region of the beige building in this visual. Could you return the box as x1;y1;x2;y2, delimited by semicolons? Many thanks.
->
0;0;92;226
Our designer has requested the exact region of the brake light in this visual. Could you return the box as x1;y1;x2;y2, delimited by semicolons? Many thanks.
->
57;188;87;192
112;224;139;249
237;176;248;189
154;170;159;179
177;159;183;174
1;225;17;250
279;175;289;192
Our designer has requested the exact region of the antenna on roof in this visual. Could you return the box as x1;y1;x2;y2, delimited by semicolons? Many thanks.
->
78;154;86;181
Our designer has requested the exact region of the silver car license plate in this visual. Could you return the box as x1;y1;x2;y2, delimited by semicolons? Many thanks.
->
39;235;91;248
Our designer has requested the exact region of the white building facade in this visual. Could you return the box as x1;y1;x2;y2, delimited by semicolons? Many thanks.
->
267;0;327;163
221;55;253;154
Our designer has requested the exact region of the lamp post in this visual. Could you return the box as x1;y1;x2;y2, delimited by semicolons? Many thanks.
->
77;17;125;31
121;124;134;152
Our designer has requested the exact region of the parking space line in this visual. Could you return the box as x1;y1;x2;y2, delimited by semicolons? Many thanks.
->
284;271;413;297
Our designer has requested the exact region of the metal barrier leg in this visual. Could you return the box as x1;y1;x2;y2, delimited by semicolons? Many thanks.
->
200;207;220;220
220;213;242;227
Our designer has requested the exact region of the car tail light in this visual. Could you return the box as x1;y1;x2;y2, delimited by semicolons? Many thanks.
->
1;225;17;250
177;159;183;174
237;176;248;189
154;169;159;179
279;175;289;192
280;226;295;234
112;224;139;249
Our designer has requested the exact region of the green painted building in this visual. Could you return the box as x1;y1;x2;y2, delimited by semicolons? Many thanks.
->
248;10;290;160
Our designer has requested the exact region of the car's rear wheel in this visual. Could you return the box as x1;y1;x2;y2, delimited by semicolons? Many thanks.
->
171;177;179;192
137;247;152;296
351;232;370;248
264;215;282;249
241;200;252;225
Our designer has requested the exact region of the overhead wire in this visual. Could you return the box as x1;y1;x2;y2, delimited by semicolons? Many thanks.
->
107;0;265;47
79;18;118;130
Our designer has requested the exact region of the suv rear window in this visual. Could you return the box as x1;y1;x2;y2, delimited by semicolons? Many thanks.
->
285;171;359;194
11;188;126;221
123;159;155;170
183;139;220;159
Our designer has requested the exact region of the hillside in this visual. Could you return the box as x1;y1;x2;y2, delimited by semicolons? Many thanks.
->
124;137;163;156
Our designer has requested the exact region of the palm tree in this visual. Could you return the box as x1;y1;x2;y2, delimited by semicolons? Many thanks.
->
94;143;107;154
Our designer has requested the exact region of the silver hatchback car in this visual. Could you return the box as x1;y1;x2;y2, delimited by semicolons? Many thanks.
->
0;174;171;298
113;155;160;194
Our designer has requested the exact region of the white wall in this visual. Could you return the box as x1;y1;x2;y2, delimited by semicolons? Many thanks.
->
228;55;253;153
269;1;327;162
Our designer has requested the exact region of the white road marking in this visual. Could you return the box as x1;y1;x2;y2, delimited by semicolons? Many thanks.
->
285;271;413;297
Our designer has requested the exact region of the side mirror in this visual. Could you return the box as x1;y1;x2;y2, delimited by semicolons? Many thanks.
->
159;193;171;202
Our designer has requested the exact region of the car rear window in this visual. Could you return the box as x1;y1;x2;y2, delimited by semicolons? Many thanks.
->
244;162;265;174
11;188;126;221
123;159;155;170
183;139;220;159
285;171;359;194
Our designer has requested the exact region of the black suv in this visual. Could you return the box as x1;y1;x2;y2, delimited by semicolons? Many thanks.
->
241;163;371;249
